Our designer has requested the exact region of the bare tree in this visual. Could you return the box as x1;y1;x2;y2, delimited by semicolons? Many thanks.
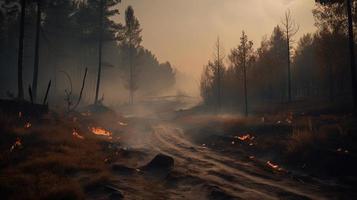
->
281;10;299;102
214;37;224;111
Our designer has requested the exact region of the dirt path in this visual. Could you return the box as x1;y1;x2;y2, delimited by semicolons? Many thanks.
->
117;119;333;200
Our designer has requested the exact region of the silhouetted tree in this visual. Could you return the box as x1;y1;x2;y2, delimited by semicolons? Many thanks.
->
200;37;225;110
229;31;254;116
121;5;142;105
316;0;357;113
293;34;318;98
281;10;299;102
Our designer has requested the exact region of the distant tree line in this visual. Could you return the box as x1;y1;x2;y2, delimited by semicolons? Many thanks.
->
201;1;357;114
0;0;175;105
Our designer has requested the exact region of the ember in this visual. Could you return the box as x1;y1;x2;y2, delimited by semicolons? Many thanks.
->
236;134;254;141
10;138;22;152
24;122;31;129
267;161;282;171
90;126;112;137
73;129;84;139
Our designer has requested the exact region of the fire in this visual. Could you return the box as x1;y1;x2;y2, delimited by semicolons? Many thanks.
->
90;126;112;137
10;137;22;152
235;134;254;141
24;122;31;129
72;129;84;140
267;161;282;171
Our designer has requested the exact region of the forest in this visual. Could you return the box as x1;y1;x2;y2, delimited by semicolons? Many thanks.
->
200;3;357;116
0;0;176;107
0;0;357;200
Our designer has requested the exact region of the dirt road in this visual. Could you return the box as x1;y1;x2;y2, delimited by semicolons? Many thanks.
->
115;118;338;200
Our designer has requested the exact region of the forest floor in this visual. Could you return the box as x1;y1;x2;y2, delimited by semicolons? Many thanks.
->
0;102;356;200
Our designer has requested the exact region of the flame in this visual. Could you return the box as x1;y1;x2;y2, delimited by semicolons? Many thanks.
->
267;161;282;171
90;127;112;137
10;138;22;152
73;129;84;139
236;134;254;141
24;122;31;129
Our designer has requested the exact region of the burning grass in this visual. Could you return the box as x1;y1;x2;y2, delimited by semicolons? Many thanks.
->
0;110;127;200
90;126;112;137
178;111;357;180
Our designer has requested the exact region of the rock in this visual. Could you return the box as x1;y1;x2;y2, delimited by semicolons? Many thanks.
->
141;154;174;179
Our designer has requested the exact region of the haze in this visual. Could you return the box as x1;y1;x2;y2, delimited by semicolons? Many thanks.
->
116;0;316;80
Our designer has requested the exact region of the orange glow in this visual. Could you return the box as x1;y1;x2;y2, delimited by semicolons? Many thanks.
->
236;134;254;141
90;127;112;137
267;161;282;171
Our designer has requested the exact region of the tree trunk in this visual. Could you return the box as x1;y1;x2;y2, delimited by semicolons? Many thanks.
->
243;58;248;117
287;35;292;102
95;0;104;105
129;46;134;105
17;0;26;100
328;64;334;102
32;0;41;103
346;0;357;114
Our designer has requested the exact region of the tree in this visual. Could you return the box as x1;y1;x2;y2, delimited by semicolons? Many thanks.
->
200;37;225;110
269;26;288;102
228;31;254;116
17;0;26;100
293;34;318;98
32;0;42;102
213;37;224;111
281;10;299;102
121;5;142;105
94;0;104;105
316;0;357;113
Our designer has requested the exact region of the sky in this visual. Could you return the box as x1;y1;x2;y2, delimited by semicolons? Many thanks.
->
115;0;317;80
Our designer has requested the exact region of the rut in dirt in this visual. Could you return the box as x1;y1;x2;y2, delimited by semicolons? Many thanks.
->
124;122;330;200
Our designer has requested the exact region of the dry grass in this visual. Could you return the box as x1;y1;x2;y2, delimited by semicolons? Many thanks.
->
0;111;123;200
